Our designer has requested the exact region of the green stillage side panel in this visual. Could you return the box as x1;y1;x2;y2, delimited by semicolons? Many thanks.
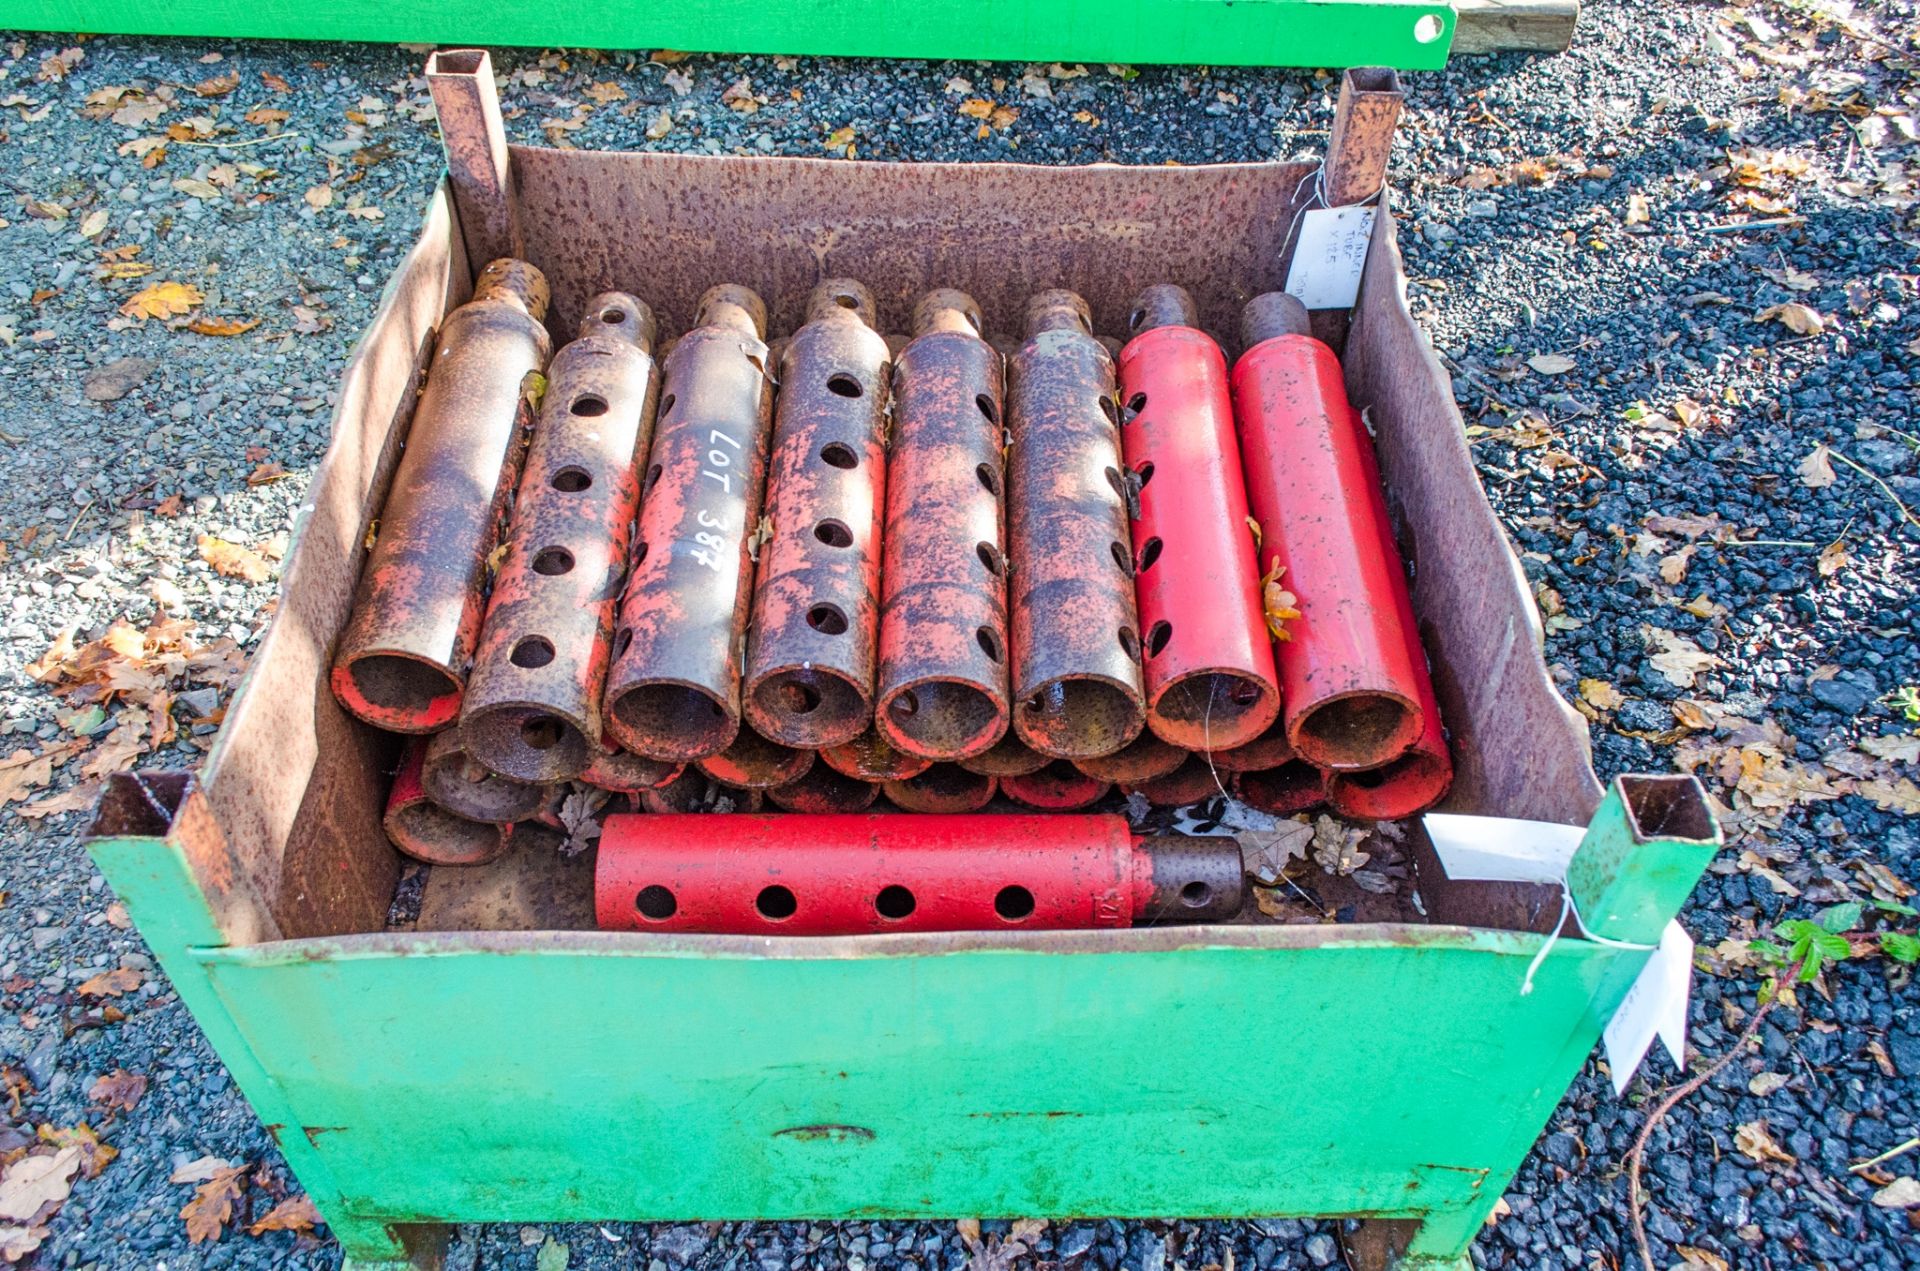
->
6;0;1457;70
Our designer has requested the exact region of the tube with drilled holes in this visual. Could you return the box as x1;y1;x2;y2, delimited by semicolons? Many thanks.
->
765;764;881;813
384;738;513;866
421;725;547;823
881;762;996;813
1000;760;1111;811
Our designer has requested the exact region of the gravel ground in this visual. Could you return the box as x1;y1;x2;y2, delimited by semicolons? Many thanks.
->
0;0;1916;1267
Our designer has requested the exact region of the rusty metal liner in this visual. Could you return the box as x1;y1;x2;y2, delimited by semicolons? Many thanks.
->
696;727;816;790
1000;760;1111;811
882;762;996;814
766;764;881;814
743;281;892;748
1006;290;1146;759
820;727;931;783
1230;291;1426;771
957;732;1052;778
461;292;662;782
1234;762;1329;816
1122;755;1223;808
581;742;683;794
596;813;1243;934
641;768;765;814
874;290;1012;761
421;726;548;823
384;738;512;866
603;286;776;761
1205;715;1297;773
332;258;552;733
1117;285;1280;753
1073;727;1187;784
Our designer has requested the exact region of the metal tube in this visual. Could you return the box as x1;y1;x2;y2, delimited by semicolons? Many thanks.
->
1234;761;1329;816
1117;285;1280;753
744;281;891;748
819;726;931;783
881;762;996;814
421;726;547;823
1000;760;1110;811
384;738;512;866
640;768;765;814
874;290;1012;761
956;733;1051;778
603;286;775;760
696;727;815;790
1122;755;1222;808
1074;729;1187;784
596;812;1242;934
424;50;522;277
1230;291;1425;770
1006;289;1146;759
766;764;881;814
331;259;552;733
581;742;683;794
462;293;661;782
1205;715;1297;774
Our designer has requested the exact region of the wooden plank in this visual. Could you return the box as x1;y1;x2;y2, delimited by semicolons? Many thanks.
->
1451;0;1580;53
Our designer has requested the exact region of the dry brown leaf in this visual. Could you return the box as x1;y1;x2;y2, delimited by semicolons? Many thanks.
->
1798;445;1837;489
0;1223;48;1262
153;494;184;518
193;71;240;97
649;49;692;63
583;81;627;104
187;316;260;338
1859;735;1920;764
79;720;146;781
1733;1120;1796;1166
181;1164;248;1244
197;536;271;584
0;1148;81;1223
169;1156;239;1185
15;783;100;821
1647;628;1721;688
87;1070;147;1114
75;966;142;999
303;184;333;210
0;751;54;807
1858;778;1920;814
1527;352;1576;375
35;1125;115;1179
261;71;291;92
1816;537;1850;578
1871;1177;1920;1209
247;1193;321;1235
1747;1071;1788;1096
244;107;289;126
1260;559;1300;642
1578;679;1626;711
119;282;203;321
1756;303;1827;336
644;109;672;140
245;461;289;485
1674;1246;1730;1271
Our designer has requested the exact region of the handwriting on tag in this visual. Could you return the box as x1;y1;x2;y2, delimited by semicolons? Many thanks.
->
1283;206;1376;310
1602;920;1693;1095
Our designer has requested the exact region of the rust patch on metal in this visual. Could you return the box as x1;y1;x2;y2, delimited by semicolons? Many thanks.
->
771;1124;875;1142
462;292;662;783
881;762;996;813
331;259;552;733
696;726;816;790
1000;760;1110;811
421;725;547;823
1006;290;1145;759
1073;729;1186;784
581;742;683;794
603;285;775;760
956;731;1052;778
820;726;932;783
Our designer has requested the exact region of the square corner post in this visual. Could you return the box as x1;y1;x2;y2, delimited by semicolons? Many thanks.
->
1288;67;1405;352
426;49;523;285
1342;775;1721;1271
84;773;444;1269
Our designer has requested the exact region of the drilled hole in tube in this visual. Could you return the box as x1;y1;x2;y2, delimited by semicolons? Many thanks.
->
976;626;1003;663
660;394;676;416
645;463;663;490
1105;466;1124;499
807;604;850;635
756;885;797;921
1138;537;1163;572
976;542;1004;576
1110;541;1135;577
976;394;999;425
1098;396;1118;426
1146;621;1172;657
631;542;649;568
532;547;575;576
1128;308;1145;331
635;885;676;920
819;442;858;469
571;394;609;417
510;636;555;669
1180;881;1213;908
1119;626;1141;662
890;690;919;719
995;885;1035;921
551;466;592;493
520;715;564;751
615;628;634;659
1127;392;1147;414
976;463;1001;496
826;374;863;399
814;519;854;548
601;307;626;324
777;680;822;715
1136;460;1155;488
875;885;915;921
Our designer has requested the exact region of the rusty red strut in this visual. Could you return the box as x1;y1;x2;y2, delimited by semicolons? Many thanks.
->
385;737;512;866
1230;291;1425;771
603;285;775;761
744;281;892;748
332;259;552;733
595;813;1243;934
1117;285;1280;753
874;290;1012;761
461;292;662;782
1006;290;1146;759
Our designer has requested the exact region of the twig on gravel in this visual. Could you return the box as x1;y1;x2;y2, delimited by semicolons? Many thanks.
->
1828;449;1920;529
1850;1136;1919;1174
1626;957;1804;1271
1698;217;1805;234
169;133;302;149
1709;539;1819;549
63;497;95;543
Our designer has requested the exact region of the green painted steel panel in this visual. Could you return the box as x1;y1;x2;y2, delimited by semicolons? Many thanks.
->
3;0;1457;70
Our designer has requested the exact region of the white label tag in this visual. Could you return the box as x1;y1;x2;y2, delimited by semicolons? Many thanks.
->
1602;920;1693;1095
1421;813;1586;885
1283;206;1376;310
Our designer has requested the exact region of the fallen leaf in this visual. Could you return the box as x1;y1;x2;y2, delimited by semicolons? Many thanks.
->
1816;537;1850;578
76;966;142;998
169;1155;239;1185
180;1163;248;1243
154;494;184;518
1579;679;1626;711
244;107;289;126
15;784;99;821
1858;777;1920;815
36;1125;115;1179
1624;193;1650;225
303;185;333;210
1647;628;1721;688
1260;559;1300;642
247;1193;321;1235
1311;814;1369;876
1798;445;1837;489
1527;352;1576;375
1733;1120;1796;1166
649;49;691;63
187;316;260;338
535;1236;569;1271
0;751;54;807
88;1070;147;1113
78;208;109;239
261;71;291;93
1747;1071;1788;1096
1673;1246;1730;1271
171;178;221;200
1756;303;1827;336
197;536;272;584
1871;1177;1920;1208
245;462;289;485
119;282;203;321
0;1224;47;1262
644;109;672;140
0;1148;81;1222
583;81;627;105
1859;735;1920;764
193;71;240;97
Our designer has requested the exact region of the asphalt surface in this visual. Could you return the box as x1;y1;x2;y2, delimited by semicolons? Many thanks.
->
0;0;1915;1267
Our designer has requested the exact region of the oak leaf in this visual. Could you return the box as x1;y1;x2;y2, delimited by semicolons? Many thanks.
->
180;1163;248;1243
119;282;203;321
0;1148;81;1223
88;1069;148;1113
76;966;142;998
247;1193;321;1235
197;536;272;584
1733;1119;1796;1165
1756;303;1826;335
187;316;259;338
1798;445;1836;488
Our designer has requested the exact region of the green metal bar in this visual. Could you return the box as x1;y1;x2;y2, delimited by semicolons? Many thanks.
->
5;0;1457;70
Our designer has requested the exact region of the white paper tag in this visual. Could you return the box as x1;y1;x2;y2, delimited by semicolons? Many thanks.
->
1602;920;1693;1095
1421;813;1586;885
1283;206;1376;310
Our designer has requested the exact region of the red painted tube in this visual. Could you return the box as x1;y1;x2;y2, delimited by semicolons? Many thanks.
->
595;812;1243;933
1205;716;1296;774
820;727;931;783
1122;755;1222;808
882;763;996;814
581;741;682;794
874;290;1011;761
956;733;1052;778
603;286;775;761
1117;286;1280;753
1234;761;1328;816
332;259;552;732
1000;760;1110;811
641;768;764;814
765;764;880;814
1074;729;1186;784
696;727;815;790
744;281;892;748
462;292;661;782
1230;292;1425;771
384;738;511;866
